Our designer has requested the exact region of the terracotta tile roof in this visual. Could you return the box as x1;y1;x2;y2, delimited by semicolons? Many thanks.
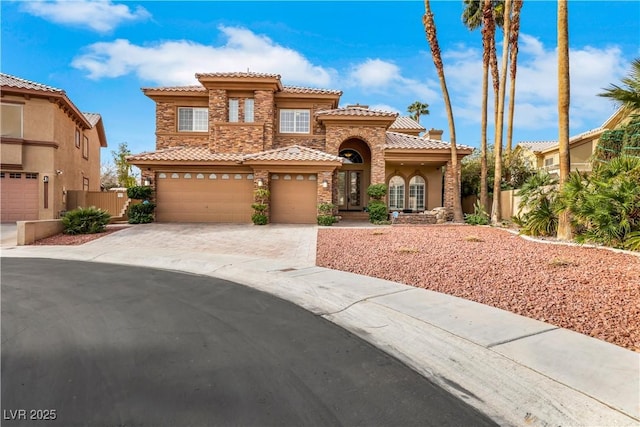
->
141;85;206;92
1;73;64;94
389;116;426;131
316;107;398;117
385;132;473;151
195;72;280;79
282;86;342;95
83;113;102;127
519;127;604;152
127;146;243;162
243;145;343;162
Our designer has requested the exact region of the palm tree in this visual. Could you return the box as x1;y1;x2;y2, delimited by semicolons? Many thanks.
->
505;0;523;156
598;58;640;110
423;0;464;222
556;0;572;240
462;0;502;211
407;101;430;124
490;0;512;225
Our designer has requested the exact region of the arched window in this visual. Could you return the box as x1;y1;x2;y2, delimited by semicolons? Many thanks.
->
409;176;426;211
388;176;405;210
339;149;363;164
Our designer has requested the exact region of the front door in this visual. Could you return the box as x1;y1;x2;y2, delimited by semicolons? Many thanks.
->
337;170;362;211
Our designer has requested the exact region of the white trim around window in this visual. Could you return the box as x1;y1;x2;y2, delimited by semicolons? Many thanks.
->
178;107;208;132
388;176;405;210
279;109;310;134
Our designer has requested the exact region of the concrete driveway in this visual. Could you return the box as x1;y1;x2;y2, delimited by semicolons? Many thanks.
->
0;222;17;247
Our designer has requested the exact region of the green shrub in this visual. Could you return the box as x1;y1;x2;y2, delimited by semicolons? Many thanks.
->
367;184;387;201
317;215;337;226
464;201;489;225
368;200;388;223
251;213;268;225
62;206;111;235
127;186;153;200
251;203;268;213
128;201;155;224
318;202;335;215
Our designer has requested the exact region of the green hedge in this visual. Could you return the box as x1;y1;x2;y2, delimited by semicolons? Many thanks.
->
128;201;155;224
127;186;153;200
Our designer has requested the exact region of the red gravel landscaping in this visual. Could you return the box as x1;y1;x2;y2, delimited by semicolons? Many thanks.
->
32;226;130;246
316;225;640;352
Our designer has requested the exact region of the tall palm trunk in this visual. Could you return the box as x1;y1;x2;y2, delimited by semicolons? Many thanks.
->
423;0;464;222
506;0;523;157
479;0;493;211
557;0;572;240
491;0;512;225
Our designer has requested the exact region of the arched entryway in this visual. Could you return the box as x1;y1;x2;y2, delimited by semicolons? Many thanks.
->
337;139;371;211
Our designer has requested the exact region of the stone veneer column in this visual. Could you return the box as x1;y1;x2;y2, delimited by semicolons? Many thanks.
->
252;169;270;221
443;160;461;220
208;89;227;152
317;170;334;214
255;90;275;150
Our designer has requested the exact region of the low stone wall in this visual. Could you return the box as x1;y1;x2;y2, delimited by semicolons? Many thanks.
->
392;207;449;225
17;219;64;246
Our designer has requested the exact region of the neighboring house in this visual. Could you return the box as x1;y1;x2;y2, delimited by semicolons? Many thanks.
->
517;106;629;175
0;73;108;221
128;72;472;224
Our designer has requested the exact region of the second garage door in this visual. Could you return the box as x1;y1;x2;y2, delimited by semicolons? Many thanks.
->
270;173;317;224
1;172;39;222
156;172;254;223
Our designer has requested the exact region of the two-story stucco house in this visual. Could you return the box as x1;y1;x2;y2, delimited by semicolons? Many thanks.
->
128;72;472;224
0;73;108;222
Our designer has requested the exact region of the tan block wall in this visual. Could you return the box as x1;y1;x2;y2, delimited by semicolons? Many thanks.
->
17;219;64;245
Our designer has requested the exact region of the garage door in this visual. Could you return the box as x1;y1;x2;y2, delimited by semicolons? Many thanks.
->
270;173;317;224
1;172;39;222
156;172;254;223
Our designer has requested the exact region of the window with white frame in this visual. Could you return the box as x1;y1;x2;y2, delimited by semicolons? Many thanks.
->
1;103;23;138
244;99;254;122
409;176;426;211
228;99;239;123
178;107;208;132
279;109;310;133
388;176;405;210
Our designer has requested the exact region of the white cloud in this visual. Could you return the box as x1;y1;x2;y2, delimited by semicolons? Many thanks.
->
21;0;150;33
442;33;630;136
72;26;334;86
347;58;438;101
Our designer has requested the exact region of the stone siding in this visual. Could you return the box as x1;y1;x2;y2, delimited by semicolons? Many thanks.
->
255;90;275;149
325;125;387;184
443;160;461;219
212;123;266;153
273;136;327;151
392;207;448;225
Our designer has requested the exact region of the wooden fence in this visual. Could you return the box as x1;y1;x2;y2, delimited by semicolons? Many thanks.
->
66;190;130;219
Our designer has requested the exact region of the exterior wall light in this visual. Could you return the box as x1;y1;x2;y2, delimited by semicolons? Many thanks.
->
43;176;49;183
257;178;264;187
322;179;328;188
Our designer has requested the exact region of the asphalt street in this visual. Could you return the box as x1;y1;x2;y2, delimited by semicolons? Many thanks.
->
1;258;497;427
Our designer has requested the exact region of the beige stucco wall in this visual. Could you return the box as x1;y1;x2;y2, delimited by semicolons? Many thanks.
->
1;95;103;219
385;164;444;210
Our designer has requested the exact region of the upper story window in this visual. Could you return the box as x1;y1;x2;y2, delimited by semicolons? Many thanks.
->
244;99;254;123
1;103;23;138
228;99;239;123
75;128;81;148
178;107;208;132
280;109;310;134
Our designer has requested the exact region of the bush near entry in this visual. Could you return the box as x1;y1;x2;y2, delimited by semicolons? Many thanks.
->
62;206;111;235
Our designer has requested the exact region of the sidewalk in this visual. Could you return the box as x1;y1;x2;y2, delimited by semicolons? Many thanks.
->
1;223;638;426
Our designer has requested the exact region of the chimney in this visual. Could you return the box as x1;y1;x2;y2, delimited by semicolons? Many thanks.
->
427;128;443;140
346;103;369;109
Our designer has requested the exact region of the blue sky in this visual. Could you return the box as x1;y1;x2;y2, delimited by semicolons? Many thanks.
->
2;0;639;165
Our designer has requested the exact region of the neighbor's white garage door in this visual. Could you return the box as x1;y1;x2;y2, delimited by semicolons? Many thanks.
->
156;172;254;223
270;173;317;224
1;172;39;222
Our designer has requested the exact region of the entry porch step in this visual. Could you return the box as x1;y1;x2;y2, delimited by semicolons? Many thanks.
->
338;211;369;221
